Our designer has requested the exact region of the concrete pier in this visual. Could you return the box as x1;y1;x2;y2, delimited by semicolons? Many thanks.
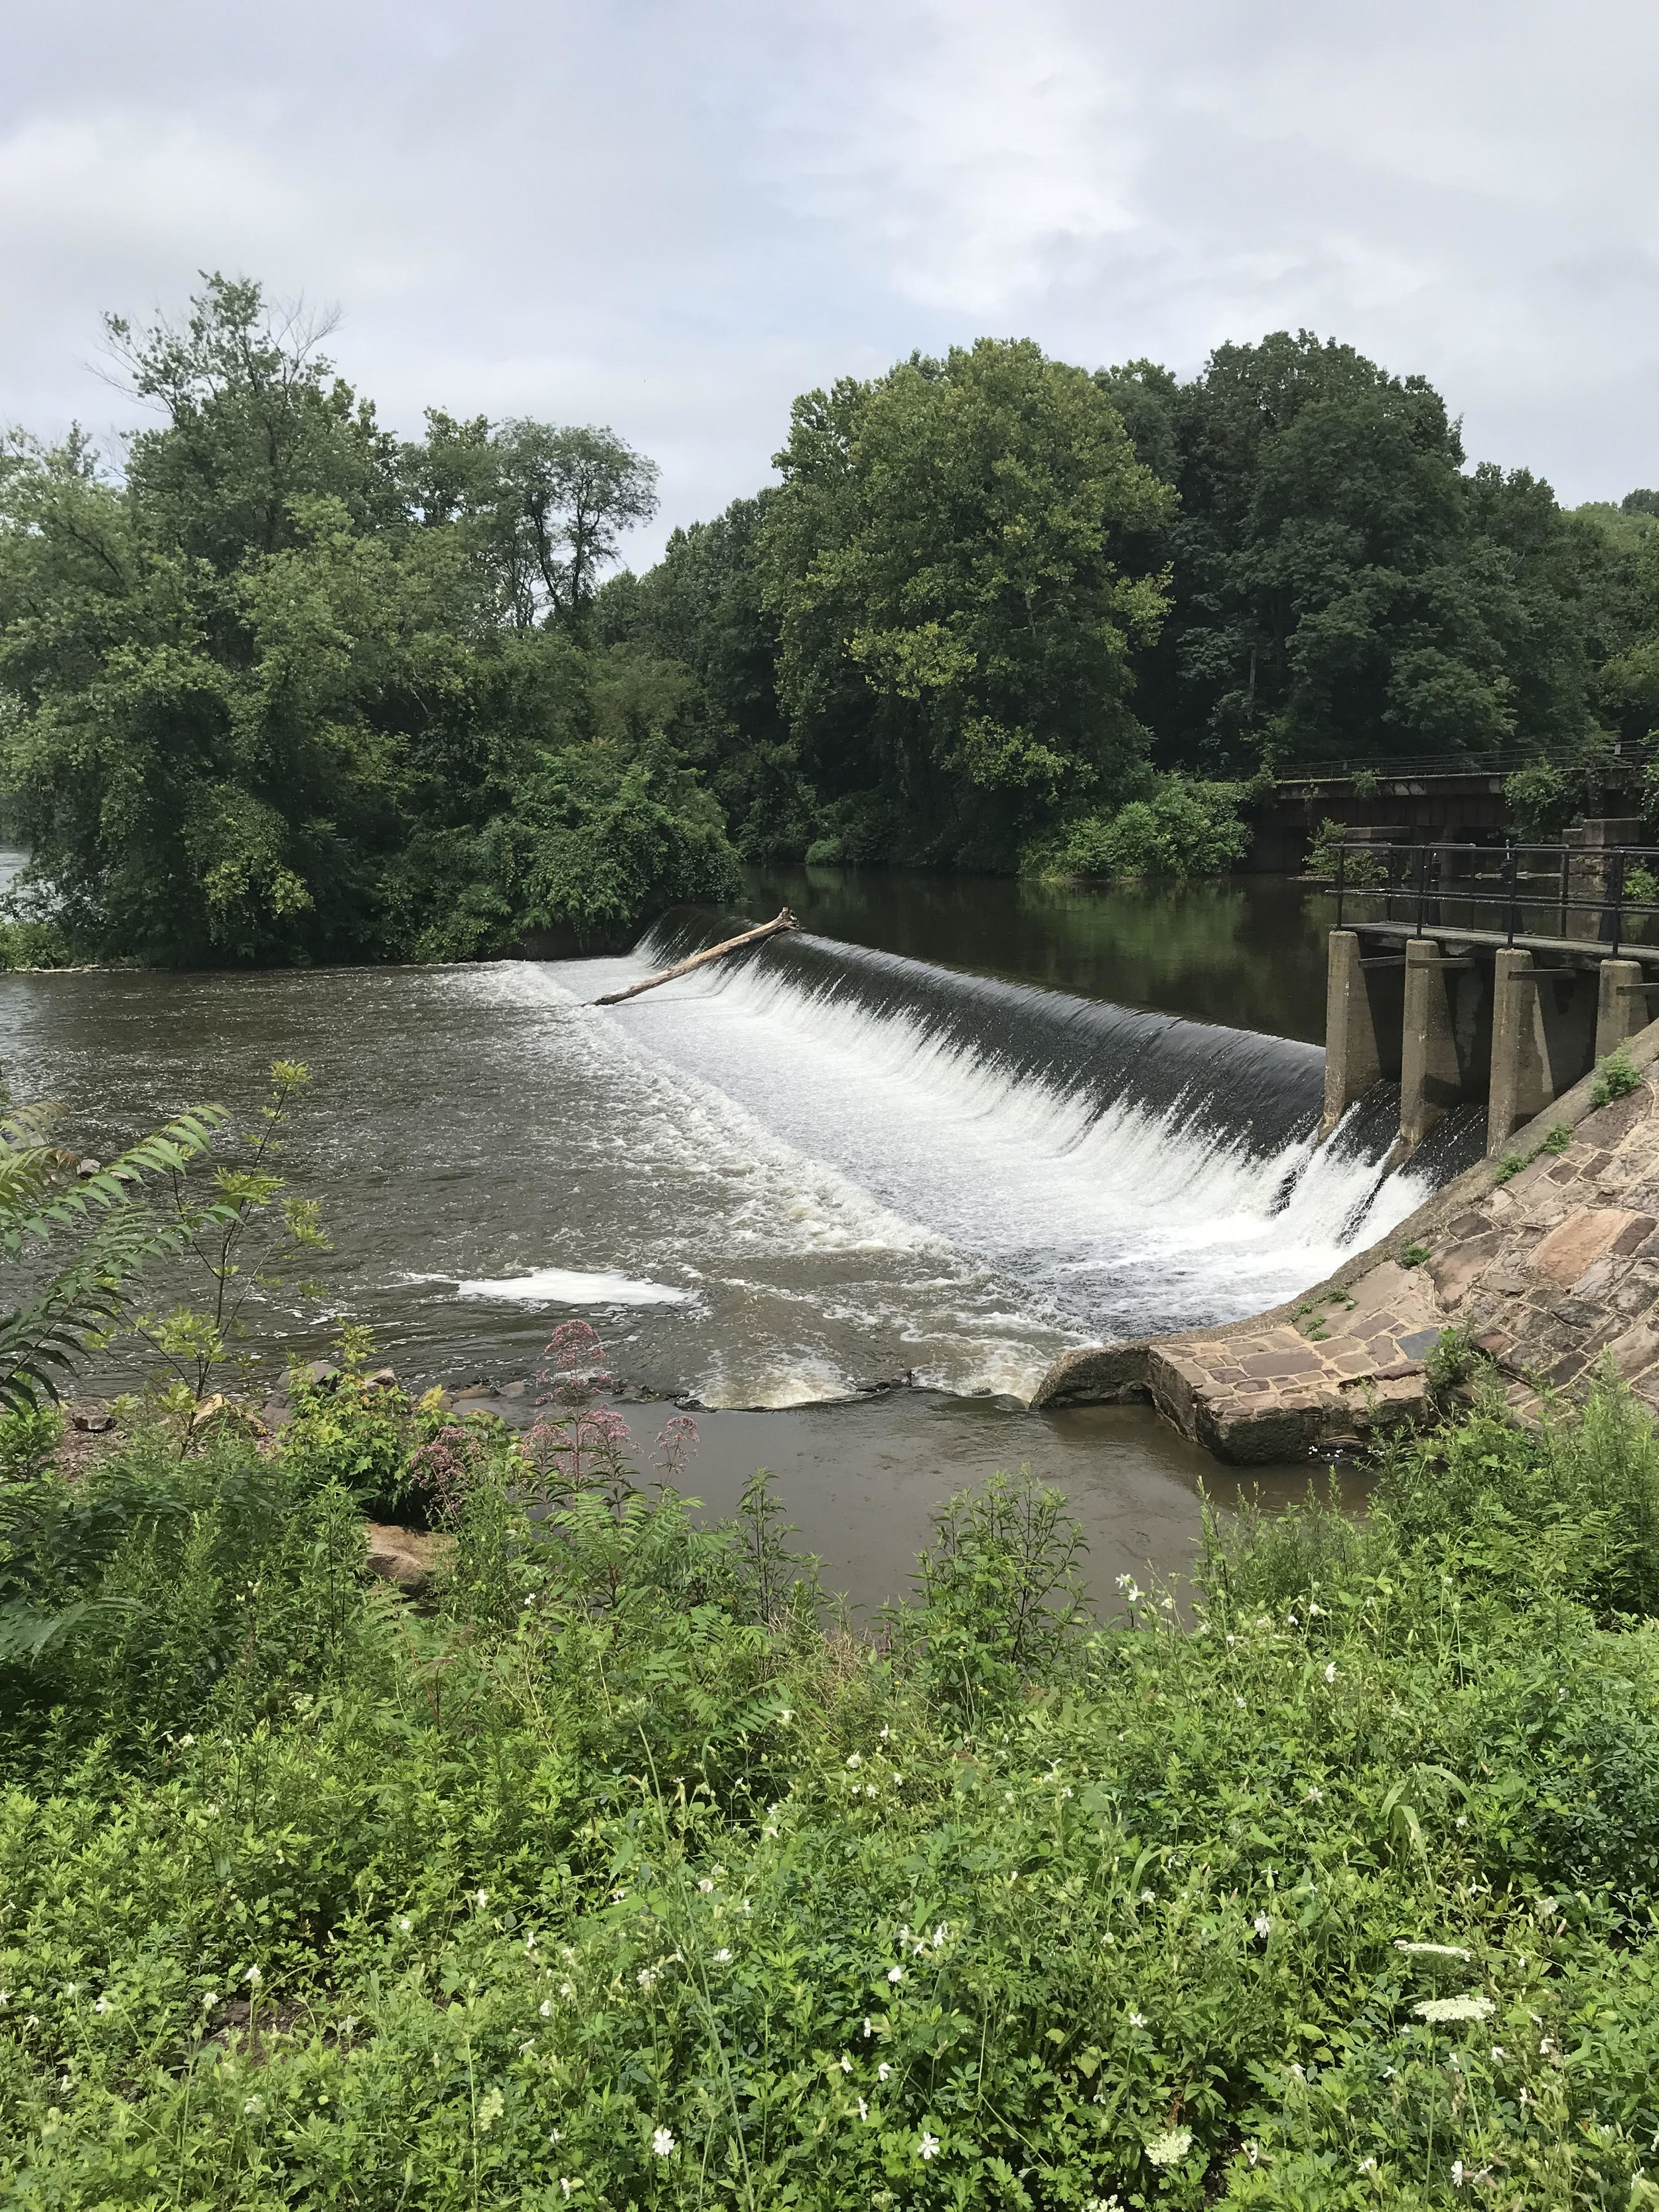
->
1400;938;1489;1151
1320;929;1402;1137
1597;958;1649;1061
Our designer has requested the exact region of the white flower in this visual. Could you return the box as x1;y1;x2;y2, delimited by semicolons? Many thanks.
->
697;1878;714;1893
762;1825;779;1839
652;2126;676;2157
1307;1787;1323;1802
244;1966;261;1986
1539;2035;1556;2054
1451;2160;1467;2187
1235;1694;1246;1708
778;1707;794;1723
1244;2140;1260;2167
1358;2155;1376;2172
1323;1662;1337;1684
1116;1573;1132;1590
93;1997;108;2015
878;2062;892;2081
1128;2011;1147;2028
865;1785;878;1798
839;2053;851;2073
846;1753;861;1769
610;1887;628;1903
1414;1994;1494;2023
932;1923;948;1947
1145;2126;1193;2168
713;1948;733;1963
398;1916;412;1932
1395;1941;1471;1961
638;1968;658;1991
244;2095;263;2114
179;1733;194;1747
560;1981;575;1999
1139;1889;1155;1905
560;2181;580;2199
879;1724;890;1740
1455;1814;1468;1828
1226;1633;1236;1647
892;1775;903;1789
474;1889;488;1909
202;1992;216;2008
1287;1611;1299;1625
858;2097;869;2121
540;2000;552;2017
918;2131;940;2160
888;1966;904;1984
863;2016;875;2036
1309;1602;1323;1617
1254;1914;1273;1939
1491;2046;1504;2060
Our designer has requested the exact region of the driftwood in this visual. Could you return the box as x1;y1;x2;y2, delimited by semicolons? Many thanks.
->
591;909;800;1007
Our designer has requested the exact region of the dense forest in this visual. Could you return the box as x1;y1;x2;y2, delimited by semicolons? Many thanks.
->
3;280;1658;964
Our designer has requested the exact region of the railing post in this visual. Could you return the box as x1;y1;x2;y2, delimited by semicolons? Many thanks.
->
1334;839;1345;931
1611;847;1626;958
1415;842;1427;935
1503;838;1517;947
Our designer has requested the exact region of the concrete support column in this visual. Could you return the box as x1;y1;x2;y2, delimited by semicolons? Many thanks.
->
1321;930;1378;1139
1488;948;1542;1155
1401;937;1484;1151
1595;958;1648;1062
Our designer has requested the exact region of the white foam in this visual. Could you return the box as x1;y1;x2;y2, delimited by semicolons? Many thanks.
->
454;1268;689;1307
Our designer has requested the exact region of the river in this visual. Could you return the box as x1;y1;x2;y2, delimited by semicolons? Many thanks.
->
0;863;1442;1604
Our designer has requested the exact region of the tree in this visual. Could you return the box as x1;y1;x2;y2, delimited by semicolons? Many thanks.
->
492;421;659;625
760;338;1175;867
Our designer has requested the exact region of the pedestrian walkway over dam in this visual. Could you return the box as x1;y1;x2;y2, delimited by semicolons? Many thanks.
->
1321;831;1659;1156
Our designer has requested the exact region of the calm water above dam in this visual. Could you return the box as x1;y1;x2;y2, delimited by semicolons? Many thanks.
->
0;867;1427;1601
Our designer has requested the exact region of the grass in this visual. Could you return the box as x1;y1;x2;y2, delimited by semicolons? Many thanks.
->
1;1355;1658;2207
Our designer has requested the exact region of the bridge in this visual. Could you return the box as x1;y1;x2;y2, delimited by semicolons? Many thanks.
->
1321;833;1659;1157
1249;747;1646;869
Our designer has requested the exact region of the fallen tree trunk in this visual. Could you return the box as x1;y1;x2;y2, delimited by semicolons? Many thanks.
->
591;909;800;1007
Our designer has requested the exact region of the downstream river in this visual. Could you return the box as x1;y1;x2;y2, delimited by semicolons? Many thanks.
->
1;864;1441;1603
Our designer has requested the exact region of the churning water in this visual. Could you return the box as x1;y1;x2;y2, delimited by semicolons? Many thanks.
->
0;898;1475;1412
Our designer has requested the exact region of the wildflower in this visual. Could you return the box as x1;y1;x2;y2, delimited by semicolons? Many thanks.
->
1145;2126;1193;2168
179;1733;194;1747
891;1775;903;1789
1235;1694;1246;1708
1116;1573;1132;1590
762;1824;779;1839
474;1889;489;1909
540;2000;552;2017
1244;2141;1260;2167
1455;1814;1468;1828
697;1878;714;1893
64;1984;78;1998
1139;1889;1155;1904
1451;2160;1467;2187
1290;2061;1305;2079
560;1981;575;1999
398;1916;412;1932
652;2126;676;2157
878;2062;893;2081
1358;2155;1376;2172
201;1992;216;2008
888;1966;904;1984
713;1948;733;1963
1256;1615;1269;1628
1159;1594;1175;1611
1307;1786;1323;1802
863;2016;875;2035
1491;2046;1504;2060
1287;1611;1299;1625
1414;1994;1494;2023
932;1923;948;1947
1309;1601;1323;1617
858;2097;869;2121
846;1753;861;1769
778;1708;794;1723
1539;2035;1556;2055
865;1784;878;1798
1128;2011;1147;2028
244;1967;261;1987
549;2128;561;2144
1323;1662;1337;1684
1395;1942;1471;1961
879;1724;890;1740
93;1997;108;2015
1254;1914;1273;1939
560;2181;580;2199
839;2053;852;2073
1225;1633;1236;1647
918;2131;940;2160
638;1968;658;1991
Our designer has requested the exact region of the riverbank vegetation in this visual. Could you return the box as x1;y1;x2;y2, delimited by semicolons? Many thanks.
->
5;1347;1659;2207
3;1091;1659;2205
5;283;1659;959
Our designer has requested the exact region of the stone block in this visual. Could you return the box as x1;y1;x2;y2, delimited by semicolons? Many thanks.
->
1427;1230;1506;1308
1530;1208;1642;1288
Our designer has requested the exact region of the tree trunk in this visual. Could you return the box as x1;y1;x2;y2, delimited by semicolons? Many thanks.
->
591;910;800;1006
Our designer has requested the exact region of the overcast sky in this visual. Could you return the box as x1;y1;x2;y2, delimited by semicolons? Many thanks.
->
4;0;1656;565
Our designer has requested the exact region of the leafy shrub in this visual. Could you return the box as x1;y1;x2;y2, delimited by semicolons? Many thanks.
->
1023;774;1249;882
1591;1043;1642;1106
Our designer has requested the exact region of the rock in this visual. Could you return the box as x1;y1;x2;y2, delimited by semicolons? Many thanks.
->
70;1407;117;1434
1530;1209;1642;1289
304;1361;340;1386
362;1522;453;1597
76;1157;100;1177
366;1367;398;1390
1427;1230;1506;1309
1028;1341;1151;1408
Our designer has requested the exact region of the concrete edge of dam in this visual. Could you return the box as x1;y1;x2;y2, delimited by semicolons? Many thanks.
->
1031;1009;1659;1461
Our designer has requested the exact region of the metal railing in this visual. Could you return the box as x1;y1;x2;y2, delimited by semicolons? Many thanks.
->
1331;838;1659;958
1280;745;1642;786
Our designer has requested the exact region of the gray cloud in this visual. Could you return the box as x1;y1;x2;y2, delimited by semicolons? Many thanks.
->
3;0;1655;563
